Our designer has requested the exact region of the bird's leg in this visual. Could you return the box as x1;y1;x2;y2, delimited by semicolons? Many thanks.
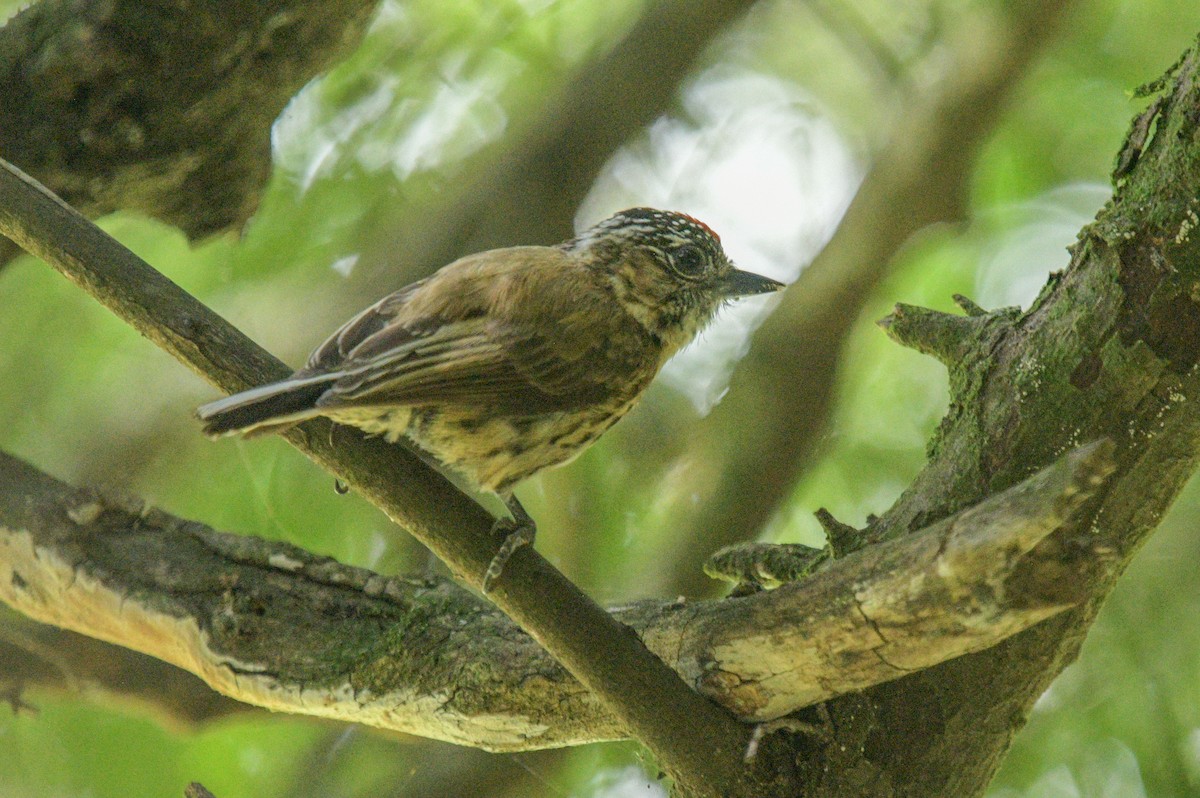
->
482;494;536;593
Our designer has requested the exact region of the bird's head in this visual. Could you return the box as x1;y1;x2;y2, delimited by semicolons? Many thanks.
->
567;207;785;356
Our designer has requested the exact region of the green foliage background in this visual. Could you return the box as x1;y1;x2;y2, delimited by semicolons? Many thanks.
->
2;1;1199;796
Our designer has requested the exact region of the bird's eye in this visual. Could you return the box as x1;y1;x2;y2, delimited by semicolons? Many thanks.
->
671;245;706;277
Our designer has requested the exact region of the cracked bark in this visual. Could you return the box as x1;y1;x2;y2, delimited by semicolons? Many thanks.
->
0;441;1111;750
662;0;1084;596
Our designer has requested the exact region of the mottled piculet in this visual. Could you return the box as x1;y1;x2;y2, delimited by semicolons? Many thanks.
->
197;207;784;589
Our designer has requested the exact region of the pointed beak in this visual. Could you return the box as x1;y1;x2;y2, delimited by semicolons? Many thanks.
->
721;267;786;298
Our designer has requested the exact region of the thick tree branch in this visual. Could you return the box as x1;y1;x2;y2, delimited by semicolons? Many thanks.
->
666;0;1083;594
3;11;1199;793
0;158;751;797
0;442;1110;749
0;0;377;241
0;610;248;726
783;39;1200;797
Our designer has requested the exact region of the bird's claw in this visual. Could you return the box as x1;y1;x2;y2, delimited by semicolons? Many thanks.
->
482;515;536;593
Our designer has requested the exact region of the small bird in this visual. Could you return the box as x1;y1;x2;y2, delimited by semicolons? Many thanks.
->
197;208;784;590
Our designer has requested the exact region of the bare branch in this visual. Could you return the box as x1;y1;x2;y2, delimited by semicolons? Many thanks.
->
3;8;1199;793
665;0;1085;594
878;302;1018;367
0;442;1111;749
0;156;751;797
0;611;248;727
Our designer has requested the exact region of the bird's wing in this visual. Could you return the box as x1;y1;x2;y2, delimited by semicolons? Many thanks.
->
305;280;428;371
303;248;636;414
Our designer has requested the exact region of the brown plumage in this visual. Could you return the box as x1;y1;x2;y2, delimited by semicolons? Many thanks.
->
197;207;784;589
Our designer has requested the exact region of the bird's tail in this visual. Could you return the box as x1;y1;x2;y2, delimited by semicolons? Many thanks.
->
196;373;338;438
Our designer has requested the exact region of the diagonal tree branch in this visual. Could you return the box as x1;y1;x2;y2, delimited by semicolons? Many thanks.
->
0;157;752;797
783;39;1200;796
664;0;1084;595
4;15;1200;794
0;442;1112;749
0;610;249;726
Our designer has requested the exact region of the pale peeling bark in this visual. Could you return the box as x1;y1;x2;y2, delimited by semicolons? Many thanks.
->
0;442;1110;750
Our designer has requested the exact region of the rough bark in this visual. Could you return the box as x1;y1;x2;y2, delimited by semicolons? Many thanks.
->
1;8;1199;797
0;0;377;240
0;157;753;797
0;443;1109;750
779;44;1200;796
665;0;1084;595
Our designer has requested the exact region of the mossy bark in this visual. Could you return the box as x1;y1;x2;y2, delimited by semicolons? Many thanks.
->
0;0;376;239
780;42;1200;797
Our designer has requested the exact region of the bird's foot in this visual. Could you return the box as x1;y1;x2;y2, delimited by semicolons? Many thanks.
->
482;495;536;593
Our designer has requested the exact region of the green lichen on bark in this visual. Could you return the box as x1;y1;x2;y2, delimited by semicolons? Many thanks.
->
792;39;1200;797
